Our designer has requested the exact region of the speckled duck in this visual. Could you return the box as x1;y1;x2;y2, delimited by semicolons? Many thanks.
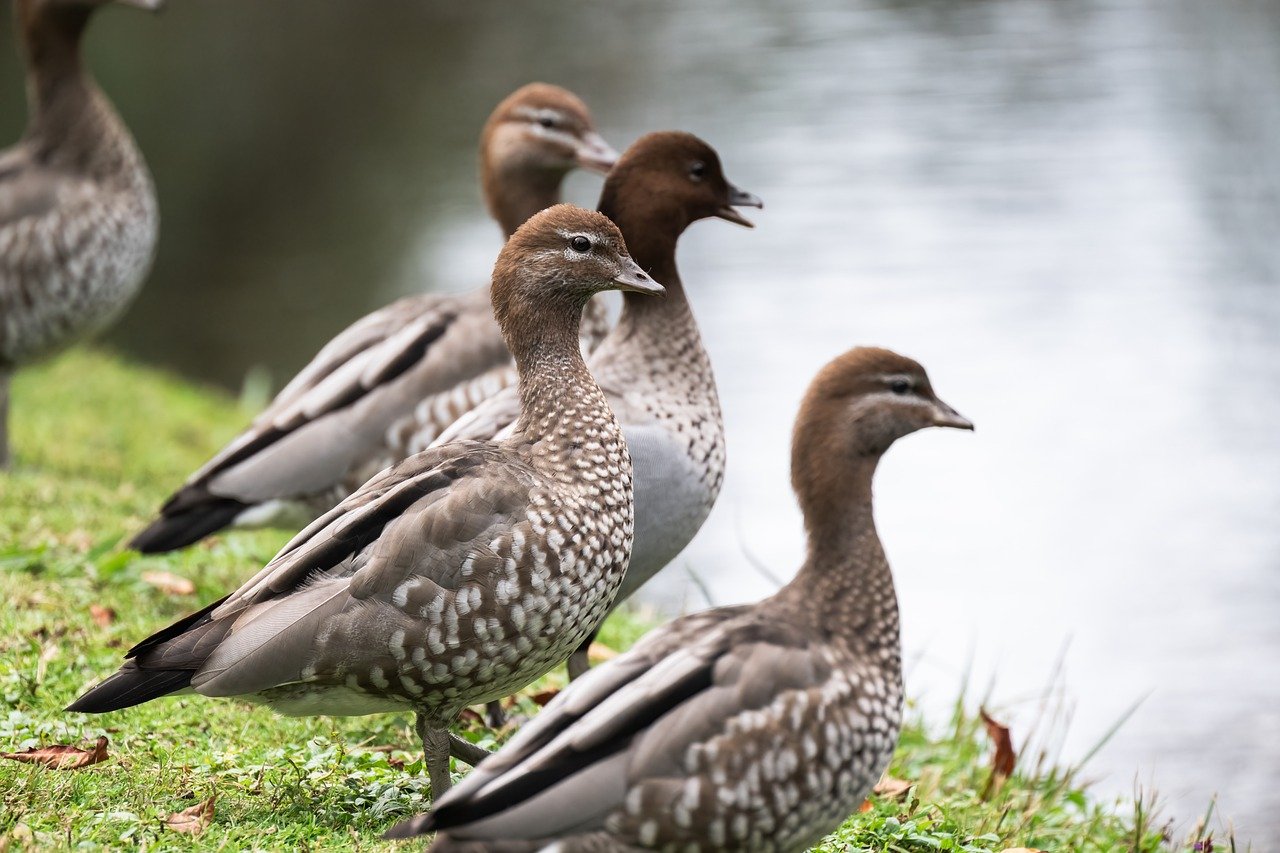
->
386;347;974;851
0;0;161;468
435;131;761;682
69;205;663;797
128;84;618;551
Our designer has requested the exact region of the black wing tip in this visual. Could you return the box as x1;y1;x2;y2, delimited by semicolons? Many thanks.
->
66;667;193;713
129;497;247;553
382;813;436;840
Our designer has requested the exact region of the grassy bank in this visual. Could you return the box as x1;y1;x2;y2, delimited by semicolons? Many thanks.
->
0;351;1222;851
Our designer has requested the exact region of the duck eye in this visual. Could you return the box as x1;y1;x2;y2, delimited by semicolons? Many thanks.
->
689;161;707;182
537;116;557;129
890;379;911;395
570;235;592;253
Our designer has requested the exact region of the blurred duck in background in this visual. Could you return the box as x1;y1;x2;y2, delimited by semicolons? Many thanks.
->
69;205;662;798
0;0;162;469
437;131;761;685
387;347;974;852
129;83;618;553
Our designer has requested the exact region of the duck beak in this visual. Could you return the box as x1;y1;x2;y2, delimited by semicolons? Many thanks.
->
611;257;665;296
115;0;166;10
715;183;764;228
929;398;974;431
575;132;620;175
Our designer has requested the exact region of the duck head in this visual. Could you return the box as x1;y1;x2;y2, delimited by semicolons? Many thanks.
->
598;130;762;235
492;204;662;340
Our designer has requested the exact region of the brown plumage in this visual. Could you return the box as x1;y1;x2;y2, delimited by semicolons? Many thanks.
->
69;204;663;799
0;0;161;467
128;83;618;552
385;346;973;852
436;132;762;684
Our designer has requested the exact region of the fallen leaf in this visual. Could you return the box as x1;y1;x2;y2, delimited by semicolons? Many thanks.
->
872;775;913;799
587;642;617;662
528;688;559;706
387;755;406;771
165;795;215;835
141;571;195;596
980;707;1016;799
0;735;108;770
857;798;874;813
89;604;116;627
457;708;484;726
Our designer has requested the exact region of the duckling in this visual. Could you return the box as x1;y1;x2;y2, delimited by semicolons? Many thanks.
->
128;83;618;552
386;346;973;851
0;0;162;468
436;131;761;683
70;205;662;799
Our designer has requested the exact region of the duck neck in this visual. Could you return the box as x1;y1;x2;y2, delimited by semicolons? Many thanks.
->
484;164;566;239
19;2;132;179
510;301;619;471
777;455;901;656
602;204;697;347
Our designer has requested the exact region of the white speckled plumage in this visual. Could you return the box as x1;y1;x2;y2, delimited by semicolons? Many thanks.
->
435;132;761;679
385;346;974;851
70;205;664;798
129;84;618;552
0;0;160;466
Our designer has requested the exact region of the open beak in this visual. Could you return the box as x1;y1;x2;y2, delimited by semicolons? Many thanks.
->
115;0;166;10
575;132;620;175
611;257;665;297
929;398;974;431
715;183;764;228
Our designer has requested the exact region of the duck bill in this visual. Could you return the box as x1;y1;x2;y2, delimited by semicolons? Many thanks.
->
611;259;665;296
575;132;620;174
715;183;764;228
930;398;974;431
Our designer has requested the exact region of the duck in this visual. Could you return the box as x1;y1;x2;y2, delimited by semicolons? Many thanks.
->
128;83;619;552
0;0;162;468
435;131;761;686
385;346;974;851
69;204;663;797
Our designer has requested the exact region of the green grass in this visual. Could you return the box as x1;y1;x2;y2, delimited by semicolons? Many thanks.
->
0;350;1229;851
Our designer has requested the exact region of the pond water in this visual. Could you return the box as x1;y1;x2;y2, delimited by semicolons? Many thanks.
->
3;0;1278;842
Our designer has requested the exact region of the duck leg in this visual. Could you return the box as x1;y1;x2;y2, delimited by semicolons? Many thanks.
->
0;368;9;470
448;733;491;768
417;714;454;797
566;626;599;681
483;700;507;729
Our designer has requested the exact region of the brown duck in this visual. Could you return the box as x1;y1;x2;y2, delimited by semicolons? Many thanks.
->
386;346;973;851
128;83;618;551
69;205;663;799
0;0;161;467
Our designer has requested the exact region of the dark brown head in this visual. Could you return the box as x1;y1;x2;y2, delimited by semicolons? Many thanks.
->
597;131;763;239
491;204;662;345
480;83;617;180
791;347;972;525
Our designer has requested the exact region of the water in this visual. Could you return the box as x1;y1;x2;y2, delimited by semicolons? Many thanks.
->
3;0;1278;842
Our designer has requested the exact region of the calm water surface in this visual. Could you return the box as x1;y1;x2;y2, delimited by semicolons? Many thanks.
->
3;0;1278;841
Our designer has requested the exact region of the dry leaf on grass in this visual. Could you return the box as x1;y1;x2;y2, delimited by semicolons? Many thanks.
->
0;735;108;770
141;571;195;596
457;708;484;726
89;604;116;627
165;795;215;835
872;775;913;799
528;688;559;707
587;642;618;662
980;707;1016;799
857;798;874;813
